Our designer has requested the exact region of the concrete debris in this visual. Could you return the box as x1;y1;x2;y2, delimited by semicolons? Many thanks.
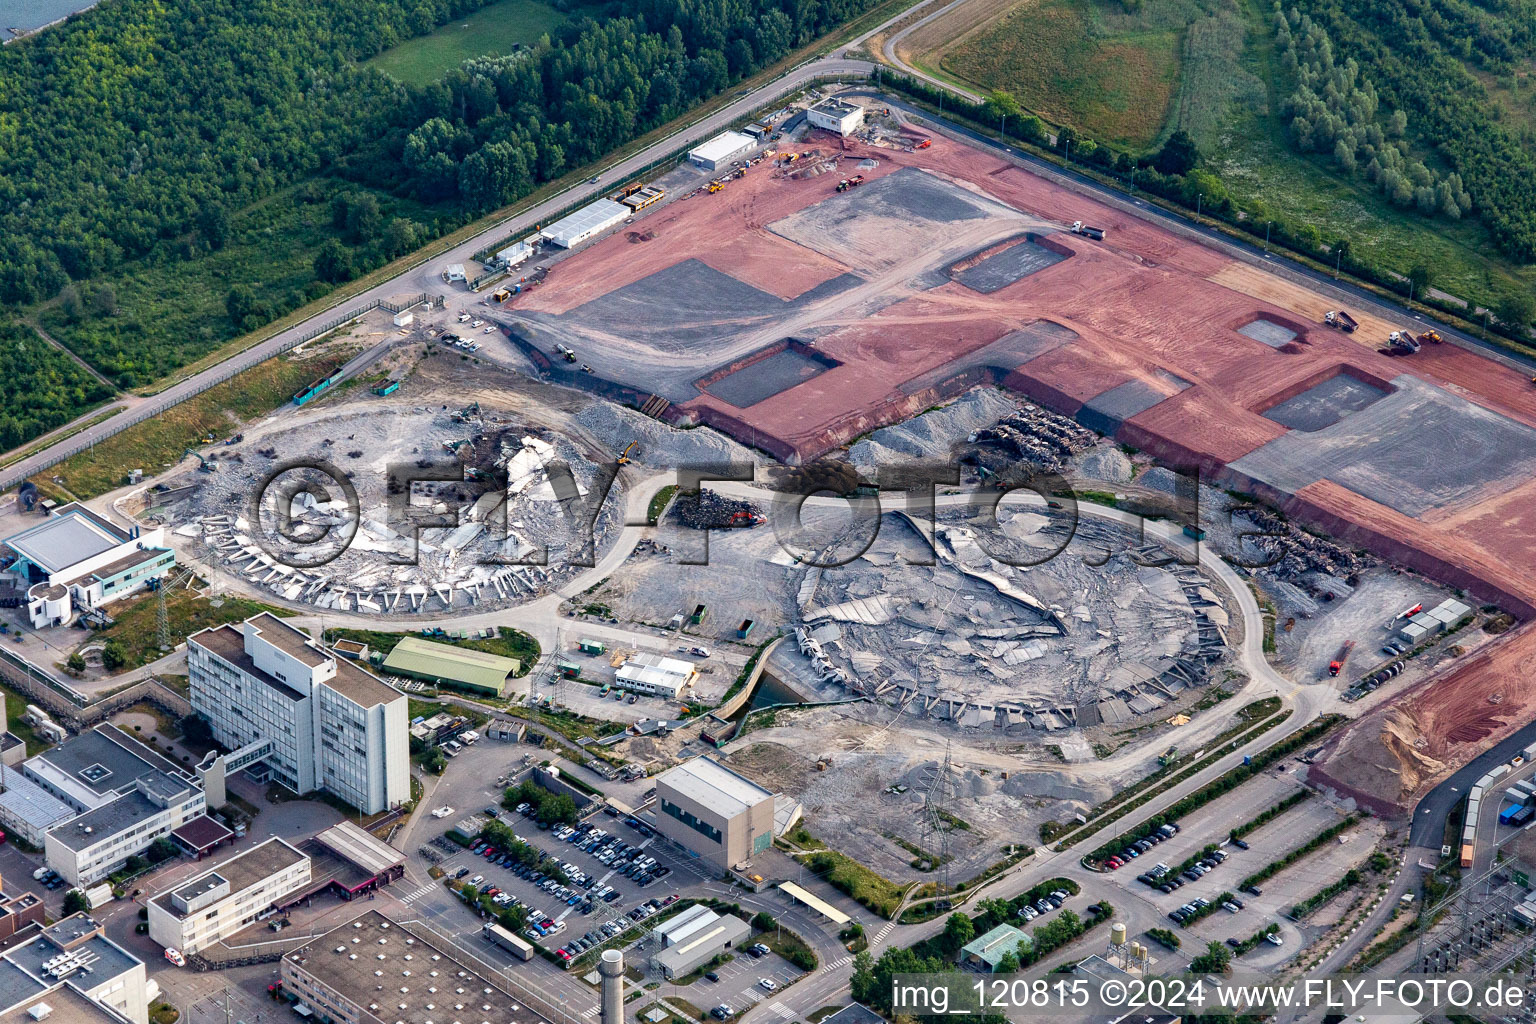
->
793;506;1231;731
672;488;763;530
1236;505;1375;584
169;408;622;615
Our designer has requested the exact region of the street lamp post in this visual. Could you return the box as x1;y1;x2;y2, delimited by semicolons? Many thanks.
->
1264;221;1271;251
1196;193;1202;219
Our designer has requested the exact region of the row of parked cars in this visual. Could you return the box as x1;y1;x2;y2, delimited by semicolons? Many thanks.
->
555;894;683;962
1136;847;1231;893
1103;822;1180;869
549;821;673;887
1016;888;1072;922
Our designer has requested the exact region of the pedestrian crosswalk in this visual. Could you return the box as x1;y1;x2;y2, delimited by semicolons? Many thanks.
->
821;955;852;973
397;884;435;905
582;1007;601;1018
870;920;896;945
764;1003;795;1020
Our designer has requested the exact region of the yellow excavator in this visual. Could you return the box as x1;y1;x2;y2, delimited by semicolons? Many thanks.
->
616;441;638;465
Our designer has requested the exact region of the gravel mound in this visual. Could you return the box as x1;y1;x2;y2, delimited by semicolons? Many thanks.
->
848;388;1018;472
573;401;757;467
1076;445;1134;484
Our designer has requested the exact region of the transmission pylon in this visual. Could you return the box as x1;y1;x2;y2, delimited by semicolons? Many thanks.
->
919;740;957;895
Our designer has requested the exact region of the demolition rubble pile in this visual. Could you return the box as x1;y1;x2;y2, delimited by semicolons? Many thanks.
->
173;410;621;614
671;488;763;530
1233;505;1376;616
789;507;1232;732
962;405;1099;476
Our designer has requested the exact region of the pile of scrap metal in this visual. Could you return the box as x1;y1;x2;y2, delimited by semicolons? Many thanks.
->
672;488;764;529
963;405;1097;476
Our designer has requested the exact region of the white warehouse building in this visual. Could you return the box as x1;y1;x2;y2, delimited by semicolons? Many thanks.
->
540;200;629;249
688;130;754;171
2;502;175;629
615;653;697;699
147;838;310;955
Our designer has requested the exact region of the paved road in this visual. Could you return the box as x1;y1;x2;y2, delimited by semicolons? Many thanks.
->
879;0;983;103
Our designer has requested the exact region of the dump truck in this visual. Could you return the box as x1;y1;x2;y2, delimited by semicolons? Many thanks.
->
1324;310;1358;332
555;343;577;362
1388;330;1421;354
1070;221;1105;240
1328;640;1356;677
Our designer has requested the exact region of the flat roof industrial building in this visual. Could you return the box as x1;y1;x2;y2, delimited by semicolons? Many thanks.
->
655;757;776;870
688;130;754;171
650;908;751;979
807;97;864;136
281;911;553;1024
540;200;629;249
382;637;522;697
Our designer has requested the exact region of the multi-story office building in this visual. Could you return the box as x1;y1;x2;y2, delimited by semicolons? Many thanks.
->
188;614;409;815
23;727;205;887
147;838;310;955
654;757;775;871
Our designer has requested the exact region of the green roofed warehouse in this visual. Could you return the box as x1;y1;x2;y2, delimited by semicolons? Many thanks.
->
381;637;523;697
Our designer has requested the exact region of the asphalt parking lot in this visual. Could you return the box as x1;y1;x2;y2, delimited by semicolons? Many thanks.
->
438;805;713;953
670;944;805;1019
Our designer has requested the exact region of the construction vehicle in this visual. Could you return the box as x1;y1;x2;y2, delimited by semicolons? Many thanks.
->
555;343;577;362
1324;310;1358;332
727;510;763;528
1419;329;1442;344
1388;330;1421;354
1070;221;1106;241
183;449;217;473
491;287;512;302
616;441;638;465
1394;603;1423;622
707;181;723;194
1327;640;1356;677
915;138;931;149
835;175;864;192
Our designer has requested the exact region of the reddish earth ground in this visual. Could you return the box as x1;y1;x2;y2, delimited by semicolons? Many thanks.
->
508;124;1536;814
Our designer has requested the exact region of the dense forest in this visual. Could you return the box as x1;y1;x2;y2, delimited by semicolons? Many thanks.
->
0;0;885;401
1284;0;1536;261
0;324;115;453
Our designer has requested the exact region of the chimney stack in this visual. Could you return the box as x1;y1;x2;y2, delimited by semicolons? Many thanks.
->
599;949;624;1024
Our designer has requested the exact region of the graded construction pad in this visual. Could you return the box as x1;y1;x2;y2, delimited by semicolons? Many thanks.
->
1237;317;1298;348
1262;372;1389;432
953;236;1067;293
1232;375;1536;517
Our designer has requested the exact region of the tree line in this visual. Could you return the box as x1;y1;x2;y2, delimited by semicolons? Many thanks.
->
0;323;115;452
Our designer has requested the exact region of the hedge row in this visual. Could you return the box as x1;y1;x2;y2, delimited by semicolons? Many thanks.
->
1088;715;1341;862
1239;815;1362;889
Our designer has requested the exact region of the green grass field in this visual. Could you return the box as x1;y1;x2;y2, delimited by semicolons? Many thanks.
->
1208;0;1535;303
368;0;567;86
923;0;1535;303
940;0;1181;150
